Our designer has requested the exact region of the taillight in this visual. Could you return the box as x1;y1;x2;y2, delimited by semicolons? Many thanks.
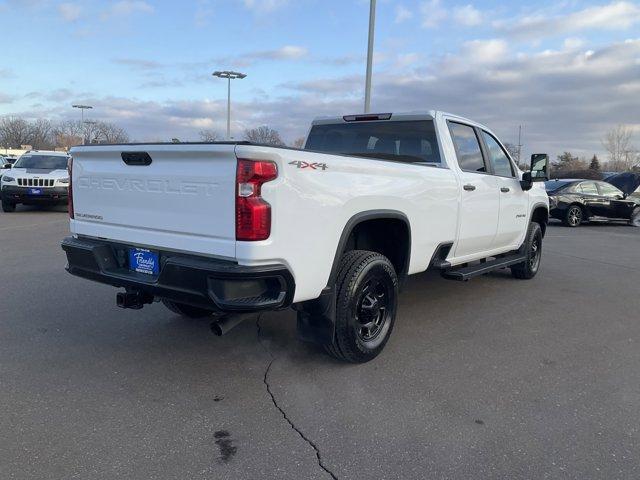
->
68;156;74;219
236;159;277;241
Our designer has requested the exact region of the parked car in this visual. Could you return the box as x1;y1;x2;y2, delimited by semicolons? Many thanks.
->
0;150;70;212
61;111;550;363
545;178;640;227
0;156;9;180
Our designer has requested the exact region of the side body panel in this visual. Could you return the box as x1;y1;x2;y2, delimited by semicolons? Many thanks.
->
235;144;459;303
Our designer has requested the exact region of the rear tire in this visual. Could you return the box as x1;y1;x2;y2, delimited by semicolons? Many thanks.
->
562;205;583;227
630;207;640;227
162;299;217;319
511;222;543;280
324;250;398;363
2;200;16;212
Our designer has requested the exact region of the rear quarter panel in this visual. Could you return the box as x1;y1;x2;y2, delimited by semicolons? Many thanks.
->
235;145;459;302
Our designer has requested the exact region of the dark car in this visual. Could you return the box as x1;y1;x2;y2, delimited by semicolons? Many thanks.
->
545;179;640;227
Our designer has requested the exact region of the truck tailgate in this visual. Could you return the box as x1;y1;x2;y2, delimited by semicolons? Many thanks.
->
70;144;237;259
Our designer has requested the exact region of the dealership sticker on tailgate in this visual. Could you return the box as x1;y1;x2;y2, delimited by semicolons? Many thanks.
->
129;248;159;275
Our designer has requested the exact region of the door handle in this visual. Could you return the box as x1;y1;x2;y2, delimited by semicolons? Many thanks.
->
500;187;510;193
463;184;476;191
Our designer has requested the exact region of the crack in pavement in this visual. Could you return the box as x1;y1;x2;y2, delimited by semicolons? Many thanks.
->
256;316;338;480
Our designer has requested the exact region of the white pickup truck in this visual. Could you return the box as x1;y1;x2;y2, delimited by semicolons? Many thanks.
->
61;111;549;363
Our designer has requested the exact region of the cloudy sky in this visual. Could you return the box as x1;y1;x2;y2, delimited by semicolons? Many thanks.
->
1;0;640;160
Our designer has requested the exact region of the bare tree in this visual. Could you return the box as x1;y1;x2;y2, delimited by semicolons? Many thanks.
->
603;125;638;172
0;117;32;148
244;126;284;146
93;122;129;144
29;119;55;149
53;120;84;149
291;137;306;149
199;129;219;142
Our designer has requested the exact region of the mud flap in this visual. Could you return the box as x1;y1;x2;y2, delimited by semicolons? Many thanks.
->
295;287;336;345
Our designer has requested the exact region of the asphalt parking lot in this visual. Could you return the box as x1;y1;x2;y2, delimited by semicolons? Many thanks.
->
1;206;639;480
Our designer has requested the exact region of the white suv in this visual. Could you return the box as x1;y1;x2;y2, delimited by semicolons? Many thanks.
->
1;150;70;212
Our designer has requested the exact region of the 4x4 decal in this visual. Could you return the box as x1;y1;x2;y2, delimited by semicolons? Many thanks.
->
288;161;328;171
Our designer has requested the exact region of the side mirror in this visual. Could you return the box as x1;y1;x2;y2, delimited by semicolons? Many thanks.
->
530;153;549;181
2;163;11;169
520;171;533;191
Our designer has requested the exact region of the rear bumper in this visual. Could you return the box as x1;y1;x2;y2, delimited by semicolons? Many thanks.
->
2;185;68;204
61;236;295;313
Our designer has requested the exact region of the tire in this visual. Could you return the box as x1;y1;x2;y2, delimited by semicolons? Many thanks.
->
162;299;217;319
2;200;16;212
630;207;640;227
562;205;583;227
324;250;398;363
511;222;543;280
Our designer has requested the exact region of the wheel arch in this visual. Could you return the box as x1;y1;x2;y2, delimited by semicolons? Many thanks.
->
326;210;412;288
530;203;549;237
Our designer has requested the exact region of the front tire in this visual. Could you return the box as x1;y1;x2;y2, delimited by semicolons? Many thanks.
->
562;205;583;227
162;299;217;319
2;200;16;212
511;222;543;280
325;250;398;363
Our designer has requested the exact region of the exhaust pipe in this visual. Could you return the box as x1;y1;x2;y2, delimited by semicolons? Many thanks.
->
211;314;252;336
116;290;153;310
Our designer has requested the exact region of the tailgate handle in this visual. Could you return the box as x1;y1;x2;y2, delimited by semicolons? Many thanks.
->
121;152;152;166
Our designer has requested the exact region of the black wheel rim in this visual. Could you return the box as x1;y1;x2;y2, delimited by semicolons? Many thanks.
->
355;275;391;345
568;207;582;226
529;231;542;271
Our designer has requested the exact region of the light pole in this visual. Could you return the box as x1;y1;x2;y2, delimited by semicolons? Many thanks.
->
72;104;93;145
364;0;377;113
212;71;247;139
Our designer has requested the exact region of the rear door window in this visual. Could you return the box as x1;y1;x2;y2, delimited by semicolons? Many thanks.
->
448;122;487;173
578;182;598;195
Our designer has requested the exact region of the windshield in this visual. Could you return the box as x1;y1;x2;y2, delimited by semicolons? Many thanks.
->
305;120;442;164
545;180;573;193
14;154;69;170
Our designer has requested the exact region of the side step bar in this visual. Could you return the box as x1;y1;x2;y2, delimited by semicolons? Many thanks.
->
441;254;526;281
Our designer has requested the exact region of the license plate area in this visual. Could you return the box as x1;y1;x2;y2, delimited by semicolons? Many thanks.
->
28;188;42;195
128;247;160;275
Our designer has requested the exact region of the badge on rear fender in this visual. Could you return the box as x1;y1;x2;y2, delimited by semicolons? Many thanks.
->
288;161;328;171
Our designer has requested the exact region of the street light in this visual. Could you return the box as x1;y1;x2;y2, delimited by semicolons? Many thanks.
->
364;0;377;113
72;104;93;123
72;104;93;145
212;71;247;139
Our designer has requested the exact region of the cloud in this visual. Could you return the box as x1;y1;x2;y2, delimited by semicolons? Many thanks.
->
7;37;640;158
420;0;447;28
242;0;289;14
395;5;413;24
194;0;214;27
217;45;309;67
499;1;640;40
0;92;14;104
101;0;154;19
112;58;163;70
57;2;81;21
452;4;482;26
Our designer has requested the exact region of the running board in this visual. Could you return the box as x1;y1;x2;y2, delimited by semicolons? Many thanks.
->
441;254;526;281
